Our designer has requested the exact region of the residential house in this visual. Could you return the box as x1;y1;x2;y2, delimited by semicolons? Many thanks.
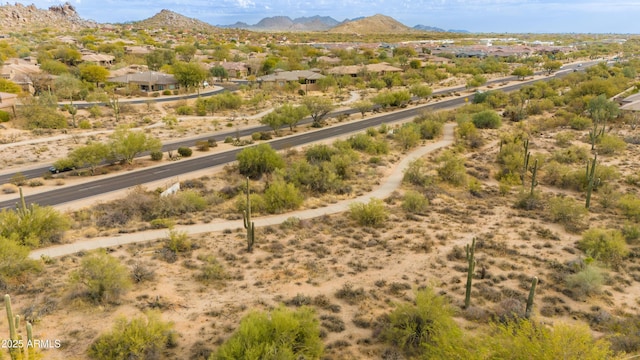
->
107;71;179;93
81;52;115;67
257;70;325;92
210;61;250;79
0;92;17;117
0;58;43;94
327;62;403;78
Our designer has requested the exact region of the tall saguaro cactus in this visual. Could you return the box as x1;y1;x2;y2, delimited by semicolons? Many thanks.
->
525;277;538;319
464;238;476;309
585;153;600;209
5;294;37;360
243;177;255;253
521;139;530;186
529;158;539;196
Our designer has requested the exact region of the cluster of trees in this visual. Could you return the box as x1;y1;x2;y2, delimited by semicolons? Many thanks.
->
54;126;162;173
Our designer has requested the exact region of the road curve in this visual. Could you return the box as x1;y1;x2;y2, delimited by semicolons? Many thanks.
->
29;123;455;259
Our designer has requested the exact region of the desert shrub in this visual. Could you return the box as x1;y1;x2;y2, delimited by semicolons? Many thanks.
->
78;119;91;129
378;288;467;358
263;180;304;214
394;122;421;150
9;172;27;186
285;160;342;194
165;230;191;254
437;150;467;186
305;144;337;163
150;151;163;161
578;228;628;267
0;110;10;122
212;306;323;360
347;133;389;155
569;115;593;130
566;265;605;299
526;98;555;115
196;140;210;151
483;320;614;359
175;105;193;115
622;222;640;244
88;311;176;360
196;255;227;284
554;132;575;147
154;190;208;218
617;194;640;222
334;283;367;305
548;196;587;231
70;250;132;304
551;145;589;164
597;134;626;155
515;190;543;211
403;159;433;188
330;152;358;180
177;146;193;157
472;110;502;129
0;204;71;247
456;120;483;148
415;119;443;140
402;190;429;215
0;237;42;282
349;198;387;227
236;143;285;179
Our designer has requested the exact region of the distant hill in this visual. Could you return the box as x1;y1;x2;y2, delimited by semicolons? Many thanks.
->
220;15;340;31
0;2;97;31
414;24;470;33
328;14;417;34
134;9;220;32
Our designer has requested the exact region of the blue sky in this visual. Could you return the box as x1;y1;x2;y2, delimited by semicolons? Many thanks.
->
24;0;639;33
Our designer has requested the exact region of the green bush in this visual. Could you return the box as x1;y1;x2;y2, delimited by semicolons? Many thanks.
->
162;90;172;96
394;122;421;150
418;120;444;139
551;145;589;164
88;311;176;360
349;198;387;227
578;228;629;267
196;254;227;284
554;131;575;147
263;180;304;214
0;110;10;122
78;119;92;129
236;143;285;179
402;190;429;215
195;140;209;151
617;194;640;221
150;151;163;161
437;150;467;186
9;172;27;186
176;105;193;115
566;265;605;299
379;288;466;358
70;250;132;304
483;319;613;359
212;305;323;360
569;115;593;130
472;110;502;129
403;158;433;188
622;222;640;244
0;204;71;247
305;144;337;163
177;147;193;157
548;196;587;232
597;134;626;155
0;237;42;282
165;229;191;254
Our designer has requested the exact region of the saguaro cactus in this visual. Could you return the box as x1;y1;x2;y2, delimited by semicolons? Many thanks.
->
521;139;530;186
585;153;600;209
529;158;539;196
525;277;538;319
243;177;255;253
464;238;476;309
5;294;37;359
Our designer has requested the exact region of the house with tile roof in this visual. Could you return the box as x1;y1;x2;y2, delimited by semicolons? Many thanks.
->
107;71;179;93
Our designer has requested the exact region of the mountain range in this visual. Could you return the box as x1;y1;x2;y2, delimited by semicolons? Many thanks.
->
0;3;467;34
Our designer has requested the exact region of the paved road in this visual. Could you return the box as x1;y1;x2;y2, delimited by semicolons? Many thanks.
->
1;61;596;209
0;60;592;184
28;123;455;259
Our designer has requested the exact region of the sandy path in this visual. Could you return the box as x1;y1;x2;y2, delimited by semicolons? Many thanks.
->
29;123;455;259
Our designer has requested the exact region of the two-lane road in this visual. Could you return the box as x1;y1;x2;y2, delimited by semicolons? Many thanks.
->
0;60;599;209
